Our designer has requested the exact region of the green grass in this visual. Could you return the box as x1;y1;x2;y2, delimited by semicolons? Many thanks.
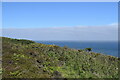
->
2;37;119;78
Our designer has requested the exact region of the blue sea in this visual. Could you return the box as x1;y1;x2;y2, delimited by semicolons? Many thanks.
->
35;41;118;57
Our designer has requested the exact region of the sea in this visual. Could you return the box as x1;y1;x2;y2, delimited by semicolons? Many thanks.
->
35;41;118;57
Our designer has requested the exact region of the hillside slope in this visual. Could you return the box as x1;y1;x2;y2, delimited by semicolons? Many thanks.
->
2;37;118;78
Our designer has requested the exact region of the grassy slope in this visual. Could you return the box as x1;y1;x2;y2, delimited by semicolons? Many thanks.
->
2;37;118;78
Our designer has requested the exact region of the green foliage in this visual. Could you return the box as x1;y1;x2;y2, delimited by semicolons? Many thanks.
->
2;37;119;78
0;68;2;75
85;48;92;52
78;49;84;52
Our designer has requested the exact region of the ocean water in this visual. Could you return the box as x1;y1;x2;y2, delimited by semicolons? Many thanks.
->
36;41;118;57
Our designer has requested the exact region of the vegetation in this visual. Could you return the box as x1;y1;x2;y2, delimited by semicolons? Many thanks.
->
85;48;92;52
2;37;119;79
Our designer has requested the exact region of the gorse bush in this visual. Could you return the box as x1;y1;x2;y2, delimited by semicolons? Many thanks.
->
85;48;92;52
2;37;119;78
78;49;84;52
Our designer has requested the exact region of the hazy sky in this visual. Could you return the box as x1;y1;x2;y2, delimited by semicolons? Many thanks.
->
2;2;118;41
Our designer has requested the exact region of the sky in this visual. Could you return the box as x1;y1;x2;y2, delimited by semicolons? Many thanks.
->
2;0;119;2
2;2;118;41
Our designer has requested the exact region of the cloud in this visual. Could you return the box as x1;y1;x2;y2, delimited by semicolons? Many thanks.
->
2;24;118;41
108;23;118;26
